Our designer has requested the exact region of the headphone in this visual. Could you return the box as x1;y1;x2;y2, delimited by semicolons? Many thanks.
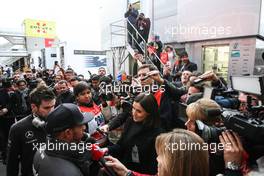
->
32;114;46;128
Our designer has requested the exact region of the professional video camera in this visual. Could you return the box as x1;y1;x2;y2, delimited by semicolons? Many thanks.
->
220;75;264;144
196;75;264;146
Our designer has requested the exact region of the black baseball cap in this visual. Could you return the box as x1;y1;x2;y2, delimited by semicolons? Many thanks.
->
46;103;90;135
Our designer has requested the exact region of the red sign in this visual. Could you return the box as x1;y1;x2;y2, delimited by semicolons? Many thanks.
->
45;38;54;47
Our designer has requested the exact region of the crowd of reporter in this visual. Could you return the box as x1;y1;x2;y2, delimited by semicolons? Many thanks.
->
0;56;263;176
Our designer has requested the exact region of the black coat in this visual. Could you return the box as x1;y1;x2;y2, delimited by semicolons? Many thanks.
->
10;89;31;120
107;80;186;131
159;80;186;130
33;138;98;176
182;61;198;72
6;114;46;176
108;118;163;175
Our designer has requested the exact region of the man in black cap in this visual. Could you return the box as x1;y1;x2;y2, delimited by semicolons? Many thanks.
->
33;103;98;176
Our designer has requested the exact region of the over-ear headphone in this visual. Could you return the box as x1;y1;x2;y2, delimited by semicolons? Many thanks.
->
32;114;46;128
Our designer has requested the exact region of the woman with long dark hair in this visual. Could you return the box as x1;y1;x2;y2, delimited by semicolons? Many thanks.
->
106;93;163;175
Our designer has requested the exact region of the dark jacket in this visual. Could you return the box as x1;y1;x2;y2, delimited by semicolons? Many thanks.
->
10;89;31;120
55;90;75;107
159;79;186;130
174;81;184;88
108;118;163;175
33;138;98;176
181;61;198;72
124;8;138;26
107;80;186;131
137;18;151;42
6;114;46;176
0;88;13;118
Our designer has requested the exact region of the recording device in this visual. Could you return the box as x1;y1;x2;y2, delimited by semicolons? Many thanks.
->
221;109;264;144
201;75;264;144
91;144;117;176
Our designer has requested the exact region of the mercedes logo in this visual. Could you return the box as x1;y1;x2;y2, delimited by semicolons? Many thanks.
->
25;131;34;139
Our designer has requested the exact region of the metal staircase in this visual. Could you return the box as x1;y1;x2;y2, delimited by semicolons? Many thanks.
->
110;19;164;75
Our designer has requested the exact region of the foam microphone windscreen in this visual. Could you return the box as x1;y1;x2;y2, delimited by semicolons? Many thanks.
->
91;144;105;161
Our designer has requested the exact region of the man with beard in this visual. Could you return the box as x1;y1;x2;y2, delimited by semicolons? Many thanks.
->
33;103;99;176
55;80;75;107
6;86;56;176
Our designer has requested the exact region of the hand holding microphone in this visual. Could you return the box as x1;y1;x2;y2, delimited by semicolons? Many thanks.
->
91;144;117;176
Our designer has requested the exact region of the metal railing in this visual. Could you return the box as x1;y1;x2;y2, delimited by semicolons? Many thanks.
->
110;19;164;70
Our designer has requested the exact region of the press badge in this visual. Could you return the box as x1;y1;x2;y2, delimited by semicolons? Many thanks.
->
131;145;140;163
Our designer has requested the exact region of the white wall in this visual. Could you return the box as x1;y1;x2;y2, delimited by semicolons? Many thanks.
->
102;0;262;46
154;0;261;43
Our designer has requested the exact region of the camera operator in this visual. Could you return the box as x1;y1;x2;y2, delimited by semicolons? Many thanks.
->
55;80;75;107
185;98;245;175
33;103;99;176
10;79;31;121
6;86;56;176
185;98;223;142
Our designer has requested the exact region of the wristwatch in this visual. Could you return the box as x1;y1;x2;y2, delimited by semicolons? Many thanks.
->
225;162;241;170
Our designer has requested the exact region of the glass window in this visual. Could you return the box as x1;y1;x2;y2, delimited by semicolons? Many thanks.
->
202;45;230;81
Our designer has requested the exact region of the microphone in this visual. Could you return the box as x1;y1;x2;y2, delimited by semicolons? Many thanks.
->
96;128;108;136
91;144;116;176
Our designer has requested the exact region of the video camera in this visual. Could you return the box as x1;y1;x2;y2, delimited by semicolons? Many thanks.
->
195;75;264;146
221;75;264;144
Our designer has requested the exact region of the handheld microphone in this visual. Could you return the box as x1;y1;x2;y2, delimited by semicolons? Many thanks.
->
91;144;116;176
96;128;108;136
